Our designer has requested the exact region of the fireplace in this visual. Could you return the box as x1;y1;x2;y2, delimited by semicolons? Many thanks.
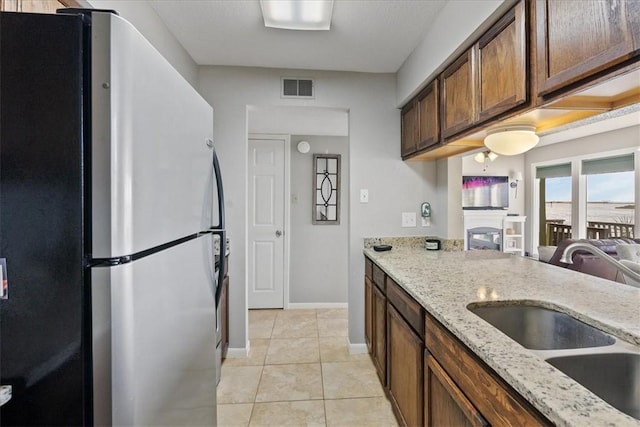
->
467;227;502;251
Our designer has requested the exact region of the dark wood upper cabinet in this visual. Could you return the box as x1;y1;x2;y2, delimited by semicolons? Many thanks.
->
477;0;527;122
536;0;640;97
1;0;79;13
441;49;477;139
417;80;440;150
401;100;419;157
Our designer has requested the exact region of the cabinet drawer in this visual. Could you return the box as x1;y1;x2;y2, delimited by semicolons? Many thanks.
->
372;264;385;292
425;313;550;426
386;277;424;337
365;257;373;280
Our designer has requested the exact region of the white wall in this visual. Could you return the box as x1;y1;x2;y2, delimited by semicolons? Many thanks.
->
87;0;198;87
436;157;464;240
197;66;439;351
289;135;349;305
396;0;508;105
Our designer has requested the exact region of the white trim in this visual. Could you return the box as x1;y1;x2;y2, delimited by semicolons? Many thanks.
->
347;341;368;355
248;133;291;309
225;347;250;359
287;303;348;309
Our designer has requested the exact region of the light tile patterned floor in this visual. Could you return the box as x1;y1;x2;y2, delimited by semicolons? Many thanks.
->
217;308;398;427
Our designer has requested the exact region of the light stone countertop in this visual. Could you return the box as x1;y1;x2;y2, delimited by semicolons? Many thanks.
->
363;245;640;427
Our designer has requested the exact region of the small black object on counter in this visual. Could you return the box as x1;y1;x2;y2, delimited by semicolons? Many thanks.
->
373;245;392;252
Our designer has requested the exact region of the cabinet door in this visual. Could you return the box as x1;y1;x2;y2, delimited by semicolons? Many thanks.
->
536;0;640;96
425;354;488;427
365;276;373;354
1;0;78;12
401;100;419;157
388;304;423;427
441;49;477;138
372;285;387;385
477;0;527;122
417;80;440;150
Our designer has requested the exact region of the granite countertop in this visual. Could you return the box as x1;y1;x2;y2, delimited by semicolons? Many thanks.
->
363;245;640;427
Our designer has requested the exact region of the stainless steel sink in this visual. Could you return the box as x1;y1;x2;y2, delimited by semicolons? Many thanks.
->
546;353;640;420
467;303;615;350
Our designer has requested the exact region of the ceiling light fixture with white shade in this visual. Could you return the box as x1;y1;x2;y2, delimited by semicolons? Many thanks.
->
484;122;539;156
260;0;334;31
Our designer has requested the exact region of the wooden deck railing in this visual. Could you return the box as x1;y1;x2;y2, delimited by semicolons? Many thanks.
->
545;221;635;246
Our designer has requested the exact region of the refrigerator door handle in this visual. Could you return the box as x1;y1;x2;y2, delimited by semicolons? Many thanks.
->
213;230;226;308
210;143;227;308
211;145;225;232
1;258;7;299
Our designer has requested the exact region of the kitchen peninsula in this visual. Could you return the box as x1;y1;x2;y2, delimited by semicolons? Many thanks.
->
364;240;640;426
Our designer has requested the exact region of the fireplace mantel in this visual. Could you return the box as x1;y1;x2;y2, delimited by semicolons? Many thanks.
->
463;210;508;251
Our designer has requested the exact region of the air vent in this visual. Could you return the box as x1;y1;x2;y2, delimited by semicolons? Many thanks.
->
281;78;314;98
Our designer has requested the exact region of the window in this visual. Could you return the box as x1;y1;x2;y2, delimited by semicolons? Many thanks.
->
583;154;635;239
536;163;572;245
534;152;637;249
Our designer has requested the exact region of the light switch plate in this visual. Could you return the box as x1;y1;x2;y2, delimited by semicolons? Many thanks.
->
360;189;369;203
401;212;416;227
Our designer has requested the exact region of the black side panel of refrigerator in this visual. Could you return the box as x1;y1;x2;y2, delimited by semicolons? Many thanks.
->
0;13;88;426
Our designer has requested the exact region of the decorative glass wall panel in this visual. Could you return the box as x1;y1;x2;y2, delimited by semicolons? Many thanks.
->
313;154;341;225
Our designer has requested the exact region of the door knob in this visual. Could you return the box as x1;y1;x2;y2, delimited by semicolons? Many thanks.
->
275;230;283;237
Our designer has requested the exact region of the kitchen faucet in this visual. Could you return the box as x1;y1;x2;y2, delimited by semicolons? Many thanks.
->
560;242;640;287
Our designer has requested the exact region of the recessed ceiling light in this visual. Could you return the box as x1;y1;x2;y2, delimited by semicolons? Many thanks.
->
260;0;334;31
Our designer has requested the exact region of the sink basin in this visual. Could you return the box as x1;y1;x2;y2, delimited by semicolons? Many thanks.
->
468;303;615;350
547;353;640;420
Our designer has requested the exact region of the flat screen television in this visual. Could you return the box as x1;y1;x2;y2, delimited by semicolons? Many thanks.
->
462;176;509;210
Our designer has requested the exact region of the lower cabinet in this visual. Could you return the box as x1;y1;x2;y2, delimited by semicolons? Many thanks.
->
425;313;551;426
364;256;551;427
425;353;488;427
388;304;424;427
372;284;387;385
364;276;373;353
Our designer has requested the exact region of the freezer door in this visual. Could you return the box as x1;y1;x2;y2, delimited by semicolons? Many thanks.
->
91;234;217;427
0;11;89;427
90;12;217;258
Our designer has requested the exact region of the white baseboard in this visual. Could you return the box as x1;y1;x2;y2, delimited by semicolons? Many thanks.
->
347;340;368;355
286;302;348;309
225;346;249;359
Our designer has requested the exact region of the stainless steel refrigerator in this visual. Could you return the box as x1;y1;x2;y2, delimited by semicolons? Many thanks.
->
0;9;226;426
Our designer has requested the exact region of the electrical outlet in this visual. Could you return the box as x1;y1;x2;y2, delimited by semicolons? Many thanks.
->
360;189;369;203
401;212;416;227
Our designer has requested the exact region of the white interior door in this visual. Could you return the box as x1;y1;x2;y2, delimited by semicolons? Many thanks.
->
248;138;285;308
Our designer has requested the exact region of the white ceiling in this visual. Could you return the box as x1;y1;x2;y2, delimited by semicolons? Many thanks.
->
149;0;447;73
